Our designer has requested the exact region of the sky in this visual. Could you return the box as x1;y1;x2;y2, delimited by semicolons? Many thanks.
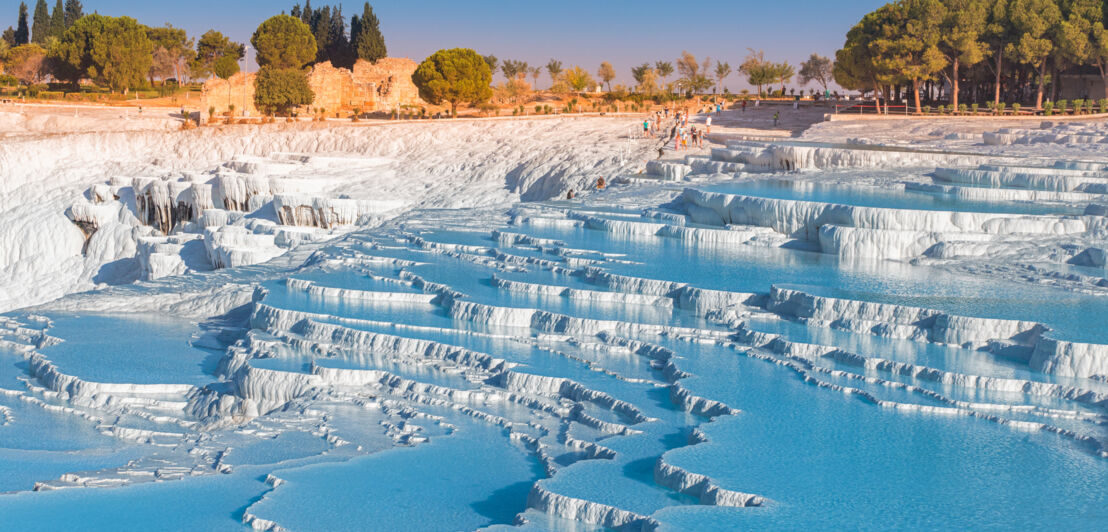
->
1;0;885;90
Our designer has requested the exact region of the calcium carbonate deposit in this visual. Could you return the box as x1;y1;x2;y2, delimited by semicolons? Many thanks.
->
1;108;1106;530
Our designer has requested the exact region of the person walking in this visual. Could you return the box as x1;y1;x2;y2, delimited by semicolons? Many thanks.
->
773;111;780;127
741;99;747;113
705;115;712;134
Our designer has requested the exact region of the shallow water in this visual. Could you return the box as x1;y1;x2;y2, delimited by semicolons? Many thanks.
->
2;174;1106;530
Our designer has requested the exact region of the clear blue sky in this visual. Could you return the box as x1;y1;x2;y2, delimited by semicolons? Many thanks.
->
2;0;884;90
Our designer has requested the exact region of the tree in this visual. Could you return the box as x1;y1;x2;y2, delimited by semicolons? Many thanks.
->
740;49;776;96
49;0;63;39
51;14;153;91
482;54;498;75
7;43;48;85
798;54;832;91
597;61;615;91
631;63;652;85
871;0;946;113
529;66;541;88
1057;0;1107;99
654;60;673;88
1007;0;1062;108
773;62;796;93
636;67;659;95
326;4;351;67
714;60;732;93
213;54;239;111
15;3;30;45
192;30;244;78
545;59;562;84
563;65;594;92
254;66;314;115
31;0;49;44
63;0;81;28
411;47;492;117
501;59;528;80
983;0;1015;109
937;0;988;111
146;24;192;82
675;51;712;94
310;5;331;64
252;14;317;69
354;2;386;63
2;28;14;48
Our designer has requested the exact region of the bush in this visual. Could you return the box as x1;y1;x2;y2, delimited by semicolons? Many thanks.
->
1043;101;1053;116
1099;99;1108;114
1012;103;1021;114
1072;99;1085;114
1087;100;1096;114
959;103;967;114
0;75;17;86
997;102;1007;114
1056;100;1067;114
986;101;996;113
971;103;978;115
253;66;314;116
534;105;541;114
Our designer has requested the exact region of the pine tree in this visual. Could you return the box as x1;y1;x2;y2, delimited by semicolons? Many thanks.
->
15;3;30;45
31;0;49;44
63;0;82;28
49;0;63;38
354;2;385;63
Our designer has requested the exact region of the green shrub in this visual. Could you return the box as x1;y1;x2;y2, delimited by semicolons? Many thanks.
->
997;102;1007;113
1099;99;1108;114
971;103;978;115
534;105;541;114
1073;99;1085;114
1056;100;1067;114
1087;100;1096;114
959;104;967;114
1012;103;1021;114
986;101;996;113
0;75;17;86
1043;101;1053;116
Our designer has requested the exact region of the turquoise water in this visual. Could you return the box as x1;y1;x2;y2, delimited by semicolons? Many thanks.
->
702;178;1083;215
2;183;1106;530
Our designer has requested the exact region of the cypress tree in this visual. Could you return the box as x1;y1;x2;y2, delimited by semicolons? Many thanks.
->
355;2;385;64
31;0;49;44
349;14;361;55
327;5;350;67
14;3;30;44
63;0;82;28
312;5;331;64
290;4;301;20
1;27;15;47
300;0;312;25
49;0;63;38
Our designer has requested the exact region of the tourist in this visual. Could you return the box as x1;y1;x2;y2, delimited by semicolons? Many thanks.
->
597;177;606;190
567;189;575;200
741;99;747;113
643;118;651;138
773;111;780;127
705;115;712;134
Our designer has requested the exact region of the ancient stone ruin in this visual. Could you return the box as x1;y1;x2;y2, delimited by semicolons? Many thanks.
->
202;58;426;117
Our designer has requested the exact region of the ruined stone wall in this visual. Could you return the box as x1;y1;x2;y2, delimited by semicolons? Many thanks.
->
201;57;425;117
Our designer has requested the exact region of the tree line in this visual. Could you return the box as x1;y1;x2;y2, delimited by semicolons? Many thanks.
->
834;0;1108;113
0;1;388;93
